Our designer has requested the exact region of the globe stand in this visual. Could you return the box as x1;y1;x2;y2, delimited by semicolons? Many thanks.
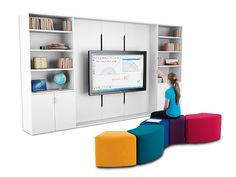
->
57;84;64;90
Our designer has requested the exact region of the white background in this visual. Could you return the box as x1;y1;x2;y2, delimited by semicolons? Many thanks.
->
0;0;235;176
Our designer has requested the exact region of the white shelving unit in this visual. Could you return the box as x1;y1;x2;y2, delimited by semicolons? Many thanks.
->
19;13;76;135
157;25;182;110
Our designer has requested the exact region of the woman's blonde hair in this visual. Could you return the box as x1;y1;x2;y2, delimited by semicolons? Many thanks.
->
168;73;180;104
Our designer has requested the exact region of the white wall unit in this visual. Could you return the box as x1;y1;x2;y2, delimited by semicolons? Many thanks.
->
19;13;182;135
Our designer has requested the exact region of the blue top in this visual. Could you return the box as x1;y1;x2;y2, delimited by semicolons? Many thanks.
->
165;87;181;118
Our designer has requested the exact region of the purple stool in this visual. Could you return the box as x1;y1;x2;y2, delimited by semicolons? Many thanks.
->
164;115;186;145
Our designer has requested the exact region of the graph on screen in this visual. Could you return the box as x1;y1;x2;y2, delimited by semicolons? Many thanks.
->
92;55;144;92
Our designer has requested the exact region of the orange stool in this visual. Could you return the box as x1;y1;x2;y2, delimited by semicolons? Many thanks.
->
95;131;136;167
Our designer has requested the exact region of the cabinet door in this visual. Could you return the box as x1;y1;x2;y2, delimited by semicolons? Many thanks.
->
102;22;124;50
157;83;169;111
124;24;149;115
32;94;55;134
54;92;76;131
76;19;103;123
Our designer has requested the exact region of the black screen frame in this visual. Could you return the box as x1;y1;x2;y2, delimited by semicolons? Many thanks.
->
88;50;147;96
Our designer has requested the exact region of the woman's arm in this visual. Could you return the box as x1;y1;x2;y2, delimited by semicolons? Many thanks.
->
163;99;169;110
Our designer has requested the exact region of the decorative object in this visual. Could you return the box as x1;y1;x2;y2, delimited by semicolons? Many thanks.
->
53;72;67;86
158;56;165;66
165;58;179;65
31;80;47;92
32;57;47;69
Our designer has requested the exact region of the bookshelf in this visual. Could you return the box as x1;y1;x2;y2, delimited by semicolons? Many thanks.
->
29;14;75;92
157;25;182;110
19;13;77;135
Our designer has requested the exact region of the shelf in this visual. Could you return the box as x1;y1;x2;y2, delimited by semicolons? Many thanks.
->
30;49;72;52
158;36;181;39
30;29;72;34
31;68;73;72
32;89;75;95
158;65;181;68
158;51;181;53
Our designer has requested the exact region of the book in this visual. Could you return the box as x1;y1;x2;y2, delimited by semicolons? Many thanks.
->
145;119;162;123
29;17;55;30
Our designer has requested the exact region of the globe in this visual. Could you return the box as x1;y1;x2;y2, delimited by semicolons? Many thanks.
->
53;72;66;86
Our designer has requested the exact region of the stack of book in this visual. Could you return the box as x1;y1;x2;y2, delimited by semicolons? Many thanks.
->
62;20;72;31
57;58;73;68
48;43;69;50
163;43;181;51
29;17;54;30
32;57;47;69
165;59;179;65
173;28;182;37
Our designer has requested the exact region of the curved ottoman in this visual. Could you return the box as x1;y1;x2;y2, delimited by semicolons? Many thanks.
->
95;131;136;167
185;113;222;143
150;113;186;146
140;119;169;148
128;124;164;164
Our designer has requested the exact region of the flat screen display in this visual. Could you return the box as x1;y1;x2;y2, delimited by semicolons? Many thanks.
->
88;51;146;96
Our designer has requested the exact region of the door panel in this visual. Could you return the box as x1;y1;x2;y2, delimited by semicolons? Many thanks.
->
102;22;124;50
76;19;103;123
55;92;76;131
32;94;55;134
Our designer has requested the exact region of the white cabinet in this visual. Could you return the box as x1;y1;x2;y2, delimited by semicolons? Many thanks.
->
32;94;55;134
55;92;76;131
31;91;76;135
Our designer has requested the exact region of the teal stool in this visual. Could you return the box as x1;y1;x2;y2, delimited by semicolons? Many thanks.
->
128;124;164;164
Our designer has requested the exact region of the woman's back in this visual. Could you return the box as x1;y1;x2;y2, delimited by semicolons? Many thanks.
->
165;87;180;118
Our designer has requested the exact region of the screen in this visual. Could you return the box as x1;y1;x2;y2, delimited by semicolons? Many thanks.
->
88;51;146;95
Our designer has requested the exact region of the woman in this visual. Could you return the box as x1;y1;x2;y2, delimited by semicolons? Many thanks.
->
151;72;181;119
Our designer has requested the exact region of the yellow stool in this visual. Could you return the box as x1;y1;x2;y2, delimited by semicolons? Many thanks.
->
95;131;136;167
